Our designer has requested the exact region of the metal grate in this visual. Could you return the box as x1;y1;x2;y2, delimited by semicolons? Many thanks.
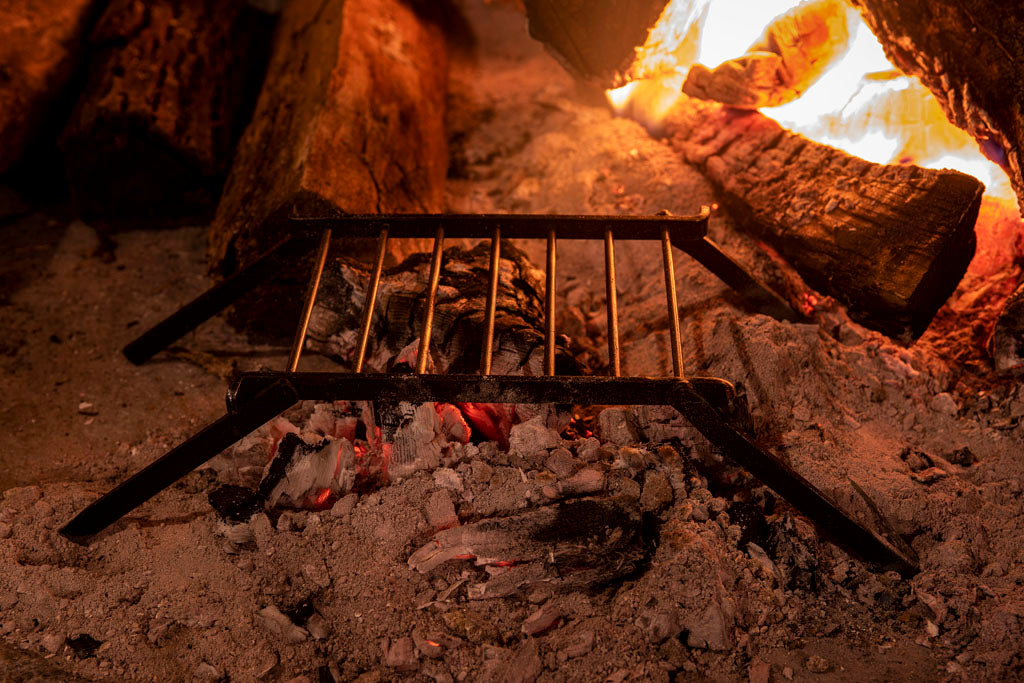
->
61;211;917;575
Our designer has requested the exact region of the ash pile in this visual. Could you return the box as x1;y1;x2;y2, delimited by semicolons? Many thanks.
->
0;396;953;681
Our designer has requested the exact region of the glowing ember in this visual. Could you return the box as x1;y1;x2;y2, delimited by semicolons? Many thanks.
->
458;402;514;450
607;0;1014;201
314;488;333;509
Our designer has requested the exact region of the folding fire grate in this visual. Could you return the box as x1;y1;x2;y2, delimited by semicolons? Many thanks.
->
61;210;918;576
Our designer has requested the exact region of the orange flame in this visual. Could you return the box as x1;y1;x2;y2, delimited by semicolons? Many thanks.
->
607;0;1014;201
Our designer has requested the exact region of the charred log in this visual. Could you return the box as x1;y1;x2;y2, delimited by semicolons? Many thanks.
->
522;0;671;87
308;239;576;376
665;94;983;341
849;0;1024;213
991;282;1024;377
59;0;272;223
206;0;448;273
0;0;103;174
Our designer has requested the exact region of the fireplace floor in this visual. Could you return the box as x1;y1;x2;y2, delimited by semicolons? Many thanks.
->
2;1;1024;680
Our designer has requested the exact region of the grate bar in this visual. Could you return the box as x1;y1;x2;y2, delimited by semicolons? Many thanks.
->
545;227;557;376
604;227;621;377
416;226;445;374
355;228;389;373
287;228;331;372
661;226;685;378
482;228;501;375
290;211;710;241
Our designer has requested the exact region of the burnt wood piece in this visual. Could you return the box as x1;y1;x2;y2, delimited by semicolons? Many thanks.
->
408;496;647;597
0;0;104;174
665;94;983;341
522;0;671;87
309;240;576;375
59;0;272;222
682;0;849;109
206;0;448;273
991;282;1024;376
849;0;1024;212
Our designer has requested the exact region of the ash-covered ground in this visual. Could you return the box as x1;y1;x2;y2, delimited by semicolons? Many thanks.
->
2;1;1024;681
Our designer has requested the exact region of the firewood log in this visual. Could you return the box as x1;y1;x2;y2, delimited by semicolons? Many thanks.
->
59;0;272;223
0;0;104;174
206;0;448;273
848;0;1024;213
665;94;983;341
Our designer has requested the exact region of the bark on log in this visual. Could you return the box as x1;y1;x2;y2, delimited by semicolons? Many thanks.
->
206;0;448;273
665;94;983;341
58;0;271;223
0;0;104;174
849;0;1024;213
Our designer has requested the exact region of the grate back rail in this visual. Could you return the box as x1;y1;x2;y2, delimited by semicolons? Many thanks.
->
61;211;917;576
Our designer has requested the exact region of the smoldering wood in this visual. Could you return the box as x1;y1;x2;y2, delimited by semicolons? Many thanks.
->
206;0;449;273
307;240;577;376
521;0;671;87
991;282;1024;377
0;0;103;174
848;0;1024;213
682;0;850;109
58;0;272;223
408;496;647;597
665;94;983;341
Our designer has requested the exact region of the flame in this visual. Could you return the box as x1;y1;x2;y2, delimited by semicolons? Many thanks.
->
607;0;1014;201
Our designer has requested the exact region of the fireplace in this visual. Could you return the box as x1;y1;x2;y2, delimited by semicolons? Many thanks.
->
2;0;1024;680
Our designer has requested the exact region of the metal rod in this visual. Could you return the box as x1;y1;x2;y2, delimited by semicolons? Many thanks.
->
661;226;685;378
604;226;621;377
481;227;501;375
291;211;711;242
544;227;557;376
416;226;445;374
355;228;389;373
287;228;332;372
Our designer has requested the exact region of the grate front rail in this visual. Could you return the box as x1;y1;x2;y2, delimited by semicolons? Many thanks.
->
62;210;916;577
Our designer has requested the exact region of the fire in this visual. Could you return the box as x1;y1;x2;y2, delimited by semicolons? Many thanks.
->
607;0;1014;201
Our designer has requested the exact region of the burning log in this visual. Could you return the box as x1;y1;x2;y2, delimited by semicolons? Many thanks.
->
682;0;850;109
848;0;1024;212
59;0;272;222
665;94;983;341
0;0;103;174
206;0;448;272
